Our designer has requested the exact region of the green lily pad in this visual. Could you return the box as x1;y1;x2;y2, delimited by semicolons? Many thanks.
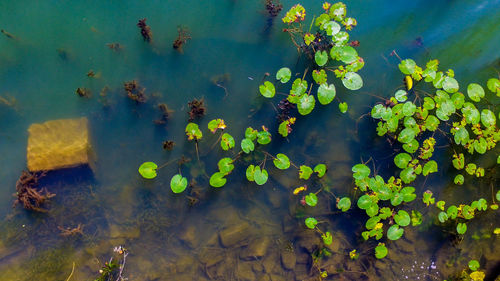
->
342;72;363;90
218;157;234;175
171;174;188;193
312;69;327;85
422;160;438;176
273;153;291;170
469;260;480;271
398;59;416;75
185;123;203;141
246;165;256;181
208;118;226;133
438;212;448;223
313;164;327;177
398;128;416;144
323;21;341;36
257;130;272;145
352;164;370;180
443;77;459;93
317;83;336;105
337;197;351;212
315;50;328;66
387;225;404;240
481;109;496;127
394;210;410;226
425;115;440;131
467;83;485;102
305;193;318;207
276;67;291;83
395;90;408;102
454;174;464;185
139;162;158;179
457;223;467;235
447;205;458;219
259;81;275;98
241;138;255;154
322;232;333;245
400;167;416;184
339;46;358;64
245;127;258;140
461;102;480;125
298;94;316;115
339;102;348;113
401;186;417;202
220;133;235;150
403;139;419;153
299;165;313;180
487;78;500;96
253;167;268;185
357;194;373;210
375;243;388;259
209;172;227;188
305;217;318;229
394;153;411;169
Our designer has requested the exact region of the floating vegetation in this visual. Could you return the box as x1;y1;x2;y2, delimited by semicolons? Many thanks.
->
123;80;146;103
76;87;91;98
13;170;55;212
173;25;191;51
162;140;175;150
187;98;206;121
137;18;152;42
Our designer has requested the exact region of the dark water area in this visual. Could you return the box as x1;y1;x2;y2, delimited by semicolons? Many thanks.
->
1;0;499;280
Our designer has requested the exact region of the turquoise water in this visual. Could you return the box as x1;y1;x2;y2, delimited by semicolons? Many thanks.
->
0;0;499;280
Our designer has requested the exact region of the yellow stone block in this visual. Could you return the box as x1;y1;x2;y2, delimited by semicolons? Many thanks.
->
27;117;92;172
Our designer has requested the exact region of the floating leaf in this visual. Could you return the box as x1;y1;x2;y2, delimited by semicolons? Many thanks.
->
438;212;448;223
357;194;373;210
461;102;480;125
314;164;327;177
305;193;318;207
401;186;417;202
305;217;318;229
241;138;254;154
398;59;416;75
395;90;408;102
208;119;226;133
342;72;363;90
257;130;272;145
312;69;327;85
454;174;464;185
139;162;158;179
447;205;458;219
457;222;467;234
185;123;203;141
375;243;388;259
394;153;411;169
259;81;275;98
273;153;291;170
217;158;234;175
400;167;416;184
253;166;268;185
209;172;227;188
337;197;351;212
317;83;336;105
425;115;440;131
220;133;235;150
170;174;188;193
487;78;500;96
298;94;316;115
323;21;341;36
339;46;358;64
394;210;410;227
339;102;348;113
276;67;291;83
403;139;419;153
422;160;438;176
481;109;496;127
387;225;404;240
454;127;469;145
315;50;328;66
322;232;333;245
245;127;258;140
246;165;256;181
467;83;485;102
329;2;346;21
352;164;370;180
443;77;459;93
469;260;480;271
299;165;313;180
411;210;423;226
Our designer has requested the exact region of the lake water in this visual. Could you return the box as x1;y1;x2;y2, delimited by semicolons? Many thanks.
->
0;0;499;280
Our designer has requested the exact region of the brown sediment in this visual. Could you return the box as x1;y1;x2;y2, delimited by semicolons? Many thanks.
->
124;80;146;103
154;103;173;124
173;26;191;51
58;224;84;236
137;18;152;42
187;98;206;121
76;87;91;98
162;140;175;150
265;0;283;17
13;170;55;212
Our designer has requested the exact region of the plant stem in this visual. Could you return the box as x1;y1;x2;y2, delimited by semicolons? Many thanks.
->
65;262;75;281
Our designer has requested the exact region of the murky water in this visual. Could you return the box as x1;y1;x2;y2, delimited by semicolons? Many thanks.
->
1;0;499;280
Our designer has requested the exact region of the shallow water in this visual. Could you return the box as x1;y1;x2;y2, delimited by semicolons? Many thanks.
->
0;0;499;280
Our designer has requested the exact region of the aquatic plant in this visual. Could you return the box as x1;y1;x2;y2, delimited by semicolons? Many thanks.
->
137;18;152;42
14;170;55;212
173;26;191;51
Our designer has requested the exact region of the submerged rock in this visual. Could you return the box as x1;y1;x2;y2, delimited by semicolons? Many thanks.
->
280;250;296;270
219;222;251;247
240;237;271;260
26;117;93;172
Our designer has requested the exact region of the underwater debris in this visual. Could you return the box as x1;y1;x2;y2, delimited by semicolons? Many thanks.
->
187;98;206;121
137;18;152;42
58;224;84;237
154;103;173;125
14;170;55;212
173;26;191;51
277;98;295;122
210;73;231;98
106;42;123;51
124;80;146;103
1;29;16;39
76;87;91;98
0;94;17;108
265;0;283;17
162;140;175;150
87;70;95;77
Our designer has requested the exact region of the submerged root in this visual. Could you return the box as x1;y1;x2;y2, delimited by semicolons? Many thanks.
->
187;98;206;121
14;170;55;212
